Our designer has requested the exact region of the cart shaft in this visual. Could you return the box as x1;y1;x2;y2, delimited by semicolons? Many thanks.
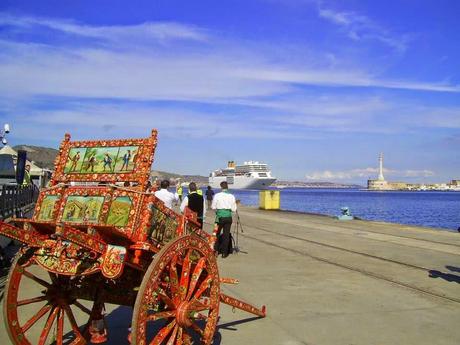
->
220;293;266;317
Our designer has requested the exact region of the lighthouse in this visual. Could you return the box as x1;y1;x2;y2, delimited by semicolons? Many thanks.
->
377;153;385;181
367;152;388;190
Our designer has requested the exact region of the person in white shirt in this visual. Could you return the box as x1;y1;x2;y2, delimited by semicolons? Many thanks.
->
211;181;237;258
180;182;206;228
154;180;178;210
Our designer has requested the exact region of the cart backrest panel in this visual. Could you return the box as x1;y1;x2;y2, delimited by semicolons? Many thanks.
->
51;130;158;187
33;186;144;238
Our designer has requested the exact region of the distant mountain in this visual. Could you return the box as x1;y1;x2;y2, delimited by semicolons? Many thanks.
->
13;145;58;170
274;180;363;189
151;170;208;185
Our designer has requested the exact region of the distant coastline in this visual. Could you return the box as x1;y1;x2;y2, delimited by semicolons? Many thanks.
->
273;181;363;189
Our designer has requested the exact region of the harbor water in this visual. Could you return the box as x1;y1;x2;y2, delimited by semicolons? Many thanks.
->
228;188;460;231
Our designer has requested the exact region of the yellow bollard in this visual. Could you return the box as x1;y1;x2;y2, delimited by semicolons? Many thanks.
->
259;190;280;210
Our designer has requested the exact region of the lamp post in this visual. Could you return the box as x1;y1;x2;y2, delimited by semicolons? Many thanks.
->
1;123;10;145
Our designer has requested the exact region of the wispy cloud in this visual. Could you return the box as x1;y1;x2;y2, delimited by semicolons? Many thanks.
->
4;102;310;142
305;168;435;180
0;12;458;107
318;6;409;53
0;13;207;43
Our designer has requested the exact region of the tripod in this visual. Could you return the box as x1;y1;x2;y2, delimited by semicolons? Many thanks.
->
232;210;244;254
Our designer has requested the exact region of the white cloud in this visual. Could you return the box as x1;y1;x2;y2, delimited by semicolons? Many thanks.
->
0;12;458;107
403;170;435;178
318;6;408;53
5;103;309;142
0;13;207;43
305;168;435;180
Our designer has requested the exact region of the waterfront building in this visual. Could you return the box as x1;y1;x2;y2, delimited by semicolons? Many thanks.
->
367;153;459;191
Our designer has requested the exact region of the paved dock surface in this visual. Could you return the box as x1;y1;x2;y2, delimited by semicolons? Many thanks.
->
1;206;460;344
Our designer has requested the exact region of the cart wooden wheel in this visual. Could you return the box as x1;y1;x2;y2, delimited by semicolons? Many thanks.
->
131;235;220;345
3;248;96;345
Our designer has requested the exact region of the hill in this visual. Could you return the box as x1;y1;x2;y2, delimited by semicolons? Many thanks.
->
151;170;208;184
274;180;363;189
13;145;58;170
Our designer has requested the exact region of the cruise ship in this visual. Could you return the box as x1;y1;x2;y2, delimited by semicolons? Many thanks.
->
209;161;276;189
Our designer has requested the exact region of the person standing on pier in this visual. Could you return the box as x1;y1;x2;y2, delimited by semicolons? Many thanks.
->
176;181;183;202
212;181;237;258
180;182;206;228
22;164;32;186
154;180;179;210
205;185;215;210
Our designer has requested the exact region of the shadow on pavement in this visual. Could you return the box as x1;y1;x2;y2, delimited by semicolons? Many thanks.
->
428;269;460;284
445;265;460;273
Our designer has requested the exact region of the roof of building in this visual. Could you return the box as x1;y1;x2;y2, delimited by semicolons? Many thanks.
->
0;145;47;176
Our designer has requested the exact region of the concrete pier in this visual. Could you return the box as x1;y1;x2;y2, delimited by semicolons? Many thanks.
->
1;206;460;344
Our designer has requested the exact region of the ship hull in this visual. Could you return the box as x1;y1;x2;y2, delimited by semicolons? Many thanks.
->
209;176;276;189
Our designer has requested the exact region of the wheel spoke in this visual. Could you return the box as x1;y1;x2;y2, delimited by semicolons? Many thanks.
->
189;298;210;312
63;305;85;342
149;319;176;345
56;308;65;345
73;301;92;315
157;288;176;310
176;327;183;345
182;330;192;345
38;306;59;345
183;328;196;344
169;255;179;304
48;272;59;284
147;310;175;322
179;249;192;300
165;324;179;345
22;270;51;288
186;257;206;301
22;304;52;333
17;295;47;306
190;321;204;336
193;276;212;300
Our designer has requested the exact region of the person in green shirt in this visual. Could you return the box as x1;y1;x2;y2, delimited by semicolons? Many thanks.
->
176;182;183;202
211;181;237;258
22;164;32;186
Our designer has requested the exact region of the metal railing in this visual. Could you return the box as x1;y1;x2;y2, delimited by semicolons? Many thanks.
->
0;184;39;220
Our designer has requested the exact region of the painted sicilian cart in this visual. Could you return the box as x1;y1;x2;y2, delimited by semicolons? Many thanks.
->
0;130;265;344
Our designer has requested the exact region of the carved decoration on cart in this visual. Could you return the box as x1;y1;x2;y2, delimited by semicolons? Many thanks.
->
101;244;127;279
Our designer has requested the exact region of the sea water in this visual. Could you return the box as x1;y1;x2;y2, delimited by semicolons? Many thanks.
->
229;188;460;232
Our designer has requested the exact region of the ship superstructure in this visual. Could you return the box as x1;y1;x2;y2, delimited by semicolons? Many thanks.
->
209;161;276;189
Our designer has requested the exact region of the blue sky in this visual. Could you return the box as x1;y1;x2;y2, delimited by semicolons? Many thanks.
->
0;0;459;183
